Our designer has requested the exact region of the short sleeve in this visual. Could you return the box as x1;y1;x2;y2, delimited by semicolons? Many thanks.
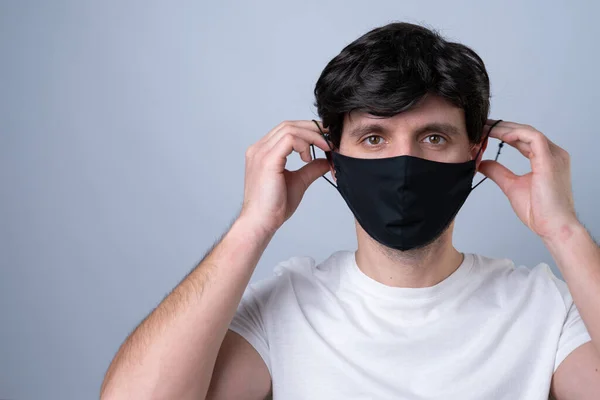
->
546;267;592;372
553;300;592;372
229;279;275;375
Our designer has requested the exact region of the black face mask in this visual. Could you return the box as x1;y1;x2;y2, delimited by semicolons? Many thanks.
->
311;119;504;251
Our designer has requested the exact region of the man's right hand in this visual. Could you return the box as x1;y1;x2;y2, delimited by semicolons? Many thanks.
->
101;120;331;400
239;120;332;236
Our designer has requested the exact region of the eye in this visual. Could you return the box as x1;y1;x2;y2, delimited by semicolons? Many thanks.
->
422;134;447;145
363;135;384;146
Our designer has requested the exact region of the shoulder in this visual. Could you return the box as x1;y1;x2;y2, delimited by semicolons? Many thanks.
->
242;250;351;309
470;253;569;310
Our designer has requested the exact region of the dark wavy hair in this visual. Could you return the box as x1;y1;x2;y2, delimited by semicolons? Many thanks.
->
314;22;490;149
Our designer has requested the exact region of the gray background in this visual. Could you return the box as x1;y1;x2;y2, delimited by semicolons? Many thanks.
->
1;1;598;399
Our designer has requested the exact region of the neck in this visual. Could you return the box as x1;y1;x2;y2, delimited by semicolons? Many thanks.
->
354;221;464;288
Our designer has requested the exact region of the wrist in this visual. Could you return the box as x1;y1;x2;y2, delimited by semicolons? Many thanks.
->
542;218;587;249
231;215;277;245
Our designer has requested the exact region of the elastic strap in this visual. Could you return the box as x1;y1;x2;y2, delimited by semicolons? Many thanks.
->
311;119;337;188
310;119;505;191
471;119;504;191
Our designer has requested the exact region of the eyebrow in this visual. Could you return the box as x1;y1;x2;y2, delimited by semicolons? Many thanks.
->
347;121;462;139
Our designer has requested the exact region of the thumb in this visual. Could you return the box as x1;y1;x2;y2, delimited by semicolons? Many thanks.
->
478;160;517;195
293;158;331;190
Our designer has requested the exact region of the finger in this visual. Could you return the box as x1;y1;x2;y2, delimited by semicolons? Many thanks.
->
490;122;563;158
482;124;514;141
263;121;296;143
485;125;551;157
310;119;328;135
291;158;330;191
311;119;335;151
544;135;565;156
263;120;329;145
496;133;533;158
484;121;559;165
264;126;331;155
478;160;518;196
485;121;546;146
485;119;522;129
502;129;552;164
265;133;315;168
483;120;538;142
481;124;532;157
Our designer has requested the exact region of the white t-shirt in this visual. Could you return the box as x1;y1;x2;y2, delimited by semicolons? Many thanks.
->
229;251;591;399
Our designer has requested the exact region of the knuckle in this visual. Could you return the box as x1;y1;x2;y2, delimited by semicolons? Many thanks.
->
282;133;295;144
279;126;293;137
531;129;546;142
271;120;288;133
525;124;541;135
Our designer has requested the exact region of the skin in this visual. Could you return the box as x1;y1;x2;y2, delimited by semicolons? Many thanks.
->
333;94;484;288
479;120;600;399
100;94;600;400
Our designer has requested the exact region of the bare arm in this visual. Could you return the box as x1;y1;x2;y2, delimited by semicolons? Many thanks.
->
545;223;600;399
100;217;274;399
206;330;273;399
100;120;331;400
479;120;600;399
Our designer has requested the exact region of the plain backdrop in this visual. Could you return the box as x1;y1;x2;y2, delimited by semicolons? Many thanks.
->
1;1;599;399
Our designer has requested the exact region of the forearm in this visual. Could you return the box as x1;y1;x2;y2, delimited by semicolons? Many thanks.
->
100;216;274;400
544;221;600;355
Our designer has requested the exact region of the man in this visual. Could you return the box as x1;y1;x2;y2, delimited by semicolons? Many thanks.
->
100;22;600;399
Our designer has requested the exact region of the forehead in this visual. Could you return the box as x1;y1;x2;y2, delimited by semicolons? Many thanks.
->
343;94;467;136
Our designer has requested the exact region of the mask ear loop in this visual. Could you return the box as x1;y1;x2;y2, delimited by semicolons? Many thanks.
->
471;119;504;191
309;118;504;191
311;119;338;188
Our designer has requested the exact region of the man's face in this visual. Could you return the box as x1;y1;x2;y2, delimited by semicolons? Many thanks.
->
333;94;484;167
328;94;487;253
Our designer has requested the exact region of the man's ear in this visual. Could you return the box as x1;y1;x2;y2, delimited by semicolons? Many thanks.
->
474;137;489;169
326;152;337;182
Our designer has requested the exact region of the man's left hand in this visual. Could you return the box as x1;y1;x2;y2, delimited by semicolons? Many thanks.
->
478;119;580;242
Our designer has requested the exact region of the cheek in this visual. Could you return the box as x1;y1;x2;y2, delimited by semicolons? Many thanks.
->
338;139;366;158
427;145;473;163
